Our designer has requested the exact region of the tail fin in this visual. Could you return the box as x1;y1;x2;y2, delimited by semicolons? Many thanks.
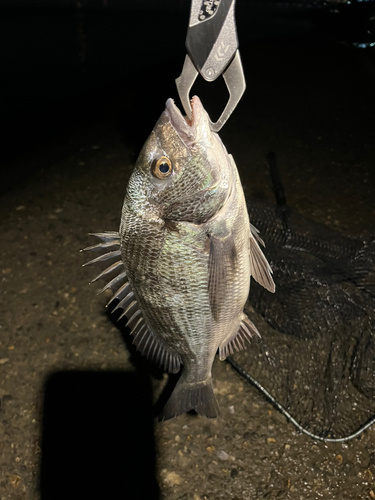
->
159;378;220;421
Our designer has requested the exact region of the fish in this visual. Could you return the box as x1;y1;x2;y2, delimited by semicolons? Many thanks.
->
83;96;275;420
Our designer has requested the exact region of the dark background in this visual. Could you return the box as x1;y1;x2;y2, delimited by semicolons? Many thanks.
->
1;0;375;193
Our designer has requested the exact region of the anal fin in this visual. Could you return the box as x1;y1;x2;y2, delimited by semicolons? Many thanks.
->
218;314;260;360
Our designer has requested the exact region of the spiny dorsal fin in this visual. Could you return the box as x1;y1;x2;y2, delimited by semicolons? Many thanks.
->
82;250;121;267
82;231;181;374
88;231;120;242
249;235;275;293
218;314;260;360
82;232;125;285
97;272;127;296
131;323;181;374
89;261;124;284
82;240;120;252
111;290;134;313
106;281;131;306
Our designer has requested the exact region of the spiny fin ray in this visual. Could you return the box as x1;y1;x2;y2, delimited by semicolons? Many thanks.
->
83;250;121;267
117;300;139;322
81;240;120;253
83;231;180;375
97;272;127;296
132;325;181;374
106;281;131;306
111;291;134;314
90;261;124;284
88;231;120;242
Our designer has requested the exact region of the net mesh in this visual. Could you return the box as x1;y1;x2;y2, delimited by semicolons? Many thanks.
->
232;198;375;439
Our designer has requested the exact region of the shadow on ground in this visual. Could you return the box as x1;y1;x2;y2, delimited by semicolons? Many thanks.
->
39;371;159;500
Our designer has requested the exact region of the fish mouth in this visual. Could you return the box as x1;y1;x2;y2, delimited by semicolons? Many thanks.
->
165;96;206;144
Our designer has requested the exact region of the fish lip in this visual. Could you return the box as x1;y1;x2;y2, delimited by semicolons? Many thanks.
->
165;98;191;142
165;98;188;127
165;96;204;143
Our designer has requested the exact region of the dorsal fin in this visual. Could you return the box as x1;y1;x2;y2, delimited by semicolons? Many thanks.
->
82;250;121;267
82;231;181;374
107;282;132;307
131;321;181;374
98;272;128;296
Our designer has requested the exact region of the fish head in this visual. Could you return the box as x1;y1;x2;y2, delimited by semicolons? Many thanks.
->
126;96;232;224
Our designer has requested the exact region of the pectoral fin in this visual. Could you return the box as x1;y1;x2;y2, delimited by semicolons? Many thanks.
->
208;232;237;320
249;235;275;293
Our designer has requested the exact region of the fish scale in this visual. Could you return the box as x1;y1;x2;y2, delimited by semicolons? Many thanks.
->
83;96;275;420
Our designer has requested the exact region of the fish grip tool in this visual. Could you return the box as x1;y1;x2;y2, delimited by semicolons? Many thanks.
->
176;0;246;132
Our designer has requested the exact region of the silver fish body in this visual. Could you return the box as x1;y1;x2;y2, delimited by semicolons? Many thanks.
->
84;96;275;420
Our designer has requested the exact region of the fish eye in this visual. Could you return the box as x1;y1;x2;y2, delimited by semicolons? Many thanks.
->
152;156;173;179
